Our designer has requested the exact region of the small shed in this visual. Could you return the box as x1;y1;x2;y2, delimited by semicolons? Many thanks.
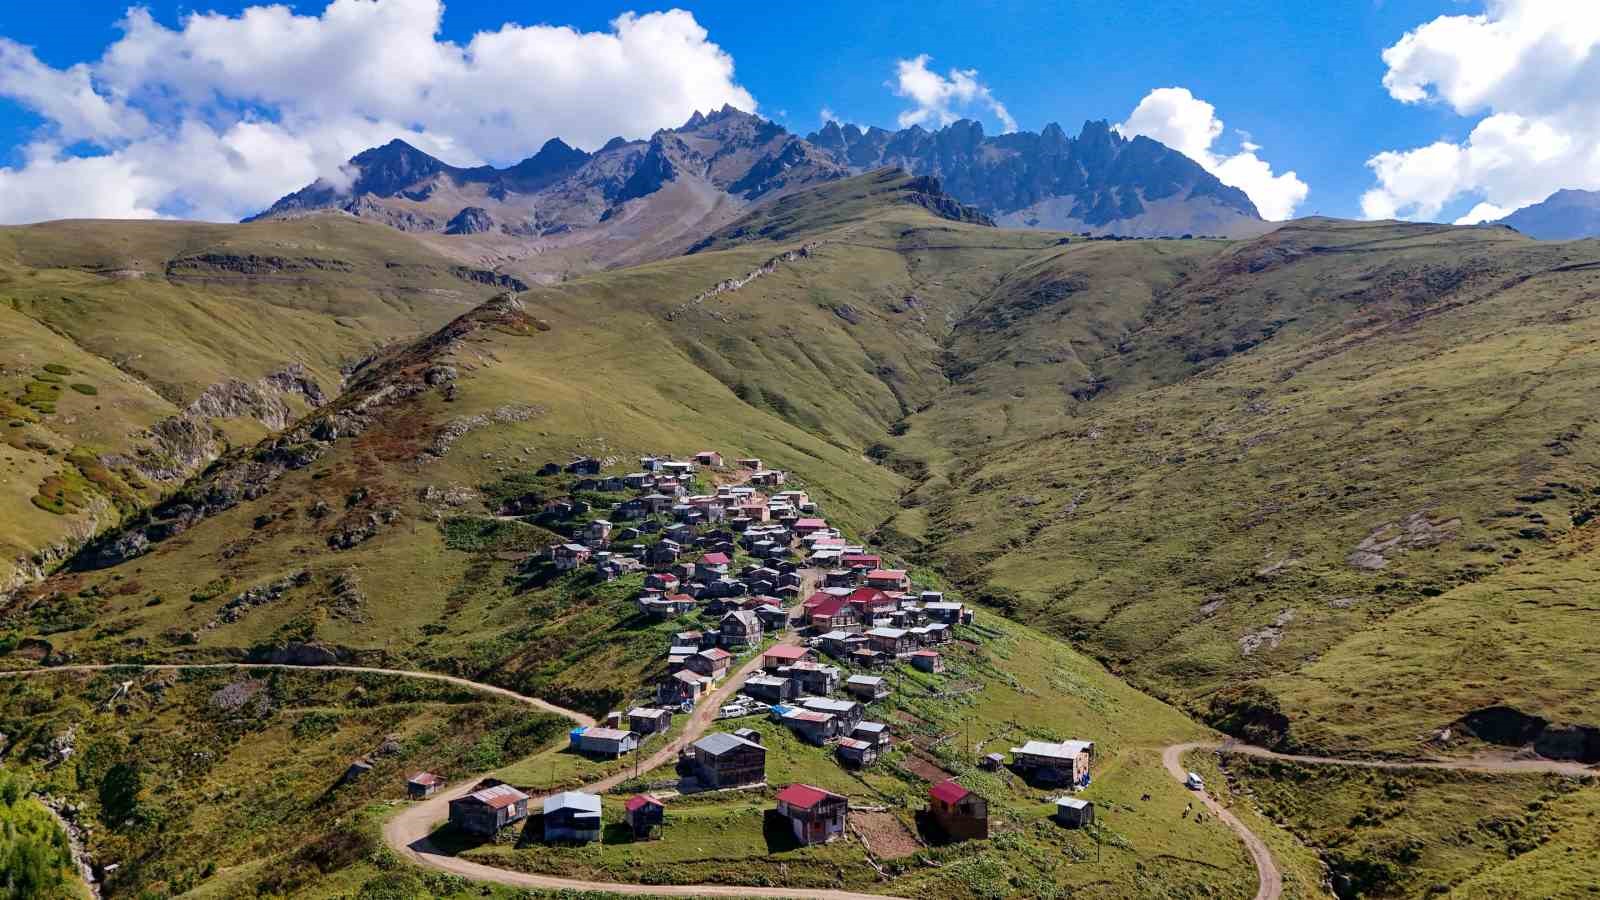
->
928;779;988;841
624;794;665;839
845;674;889;701
544;791;602;843
909;650;944;673
1054;796;1095;828
979;752;1005;771
406;771;444;800
629;707;674;735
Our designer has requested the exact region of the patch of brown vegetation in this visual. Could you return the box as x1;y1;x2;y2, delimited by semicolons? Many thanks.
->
896;750;953;784
851;810;921;859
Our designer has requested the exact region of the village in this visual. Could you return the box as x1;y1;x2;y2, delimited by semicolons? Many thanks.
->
406;450;1101;866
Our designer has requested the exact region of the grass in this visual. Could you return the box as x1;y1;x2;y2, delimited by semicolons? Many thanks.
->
0;667;567;899
0;769;89;899
1225;754;1600;898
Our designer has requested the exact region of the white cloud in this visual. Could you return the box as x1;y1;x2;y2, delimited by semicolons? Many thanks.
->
819;106;837;126
0;2;756;223
1454;201;1511;225
1362;0;1600;221
1116;87;1309;221
891;55;1017;134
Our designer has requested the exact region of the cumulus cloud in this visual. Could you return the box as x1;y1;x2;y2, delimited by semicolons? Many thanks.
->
891;55;1017;133
0;1;756;223
1116;87;1309;220
1361;0;1600;221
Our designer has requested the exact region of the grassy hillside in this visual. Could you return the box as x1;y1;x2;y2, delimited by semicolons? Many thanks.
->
883;220;1600;757
0;215;508;593
0;769;88;899
0;667;564;899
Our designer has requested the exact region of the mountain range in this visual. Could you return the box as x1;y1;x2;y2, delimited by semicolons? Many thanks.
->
248;106;1271;281
1495;188;1600;240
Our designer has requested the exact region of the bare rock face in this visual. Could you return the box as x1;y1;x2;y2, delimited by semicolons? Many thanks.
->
1346;511;1461;570
251;641;342;666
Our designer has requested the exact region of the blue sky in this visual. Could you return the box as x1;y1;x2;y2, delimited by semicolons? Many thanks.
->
0;1;1593;224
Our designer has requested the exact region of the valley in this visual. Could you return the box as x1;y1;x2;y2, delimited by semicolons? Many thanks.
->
3;169;1599;899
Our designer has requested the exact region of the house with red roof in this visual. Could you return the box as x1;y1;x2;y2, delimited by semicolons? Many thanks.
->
624;794;665;839
692;450;724;467
762;644;814;669
928;779;989;840
865;569;910;591
696;552;731;579
684;647;733;679
775;783;848;844
793;517;829;537
804;593;862;630
846;587;898;621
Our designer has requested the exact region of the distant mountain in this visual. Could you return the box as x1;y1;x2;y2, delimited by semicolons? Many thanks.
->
807;118;1269;238
1496;189;1600;240
248;107;1269;280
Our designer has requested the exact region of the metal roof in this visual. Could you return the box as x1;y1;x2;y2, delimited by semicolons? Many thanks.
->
693;732;764;756
544;791;601;814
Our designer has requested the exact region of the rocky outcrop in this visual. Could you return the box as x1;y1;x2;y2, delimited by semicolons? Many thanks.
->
445;206;497;235
1346;511;1461;570
249;641;344;666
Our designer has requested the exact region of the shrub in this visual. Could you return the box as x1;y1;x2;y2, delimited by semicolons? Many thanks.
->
69;383;98;395
42;364;71;375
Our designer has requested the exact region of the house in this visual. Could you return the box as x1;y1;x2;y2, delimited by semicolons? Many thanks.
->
845;674;889;701
693;450;724;467
779;707;838;745
686;732;767;788
586;519;613;544
924;623;952;644
645;572;680;592
543;791;602;843
836;737;879;768
805;595;862;631
629;707;674;736
659;669;709;704
784;661;842;695
910;650;944;673
847;588;899;622
624;794;665;839
817;630;867;658
639;592;697;620
849;648;889;669
865;569;910;592
697;552;732;579
737;457;762;469
733;727;762;743
640;455;663;472
750;469;788;486
448;784;530;837
800;697;863;731
866;627;916;657
775;784;848;845
851;721;891;748
928;780;989;841
763;644;813;670
824;568;858;588
406;772;444;800
743;675;798;704
566;457;602;475
924;601;966;624
754;603;789;631
1009;739;1095;787
720;610;763;649
1054;797;1095;828
646;541;682;567
551;543;592;571
793;517;829;537
570;726;640;758
979;752;1005;772
685;647;733;680
841;553;882;572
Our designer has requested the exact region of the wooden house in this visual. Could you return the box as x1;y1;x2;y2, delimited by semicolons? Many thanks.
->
779;707;838;745
800;697;863;730
720;610;763;649
696;552;732;579
928;780;988;841
743;674;798;704
692;450;724;467
658;669;709;704
685;647;733;680
851;721;891;748
543;791;601;843
624;794;665;839
783;661;841;695
762;645;813;670
687;732;767;788
754;603;789;630
551;543;592;571
845;674;889;701
775;784;848;845
406;772;443;800
865;569;911;592
448;784;529;837
566;457;602;475
910;650;944;673
628;707;674;736
866;627;916;657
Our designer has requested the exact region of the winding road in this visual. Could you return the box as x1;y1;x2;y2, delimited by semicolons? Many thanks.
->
8;658;1596;900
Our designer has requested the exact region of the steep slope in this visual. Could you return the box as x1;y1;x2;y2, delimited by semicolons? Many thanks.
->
0;216;511;595
1497;188;1600;240
809;118;1270;237
885;218;1600;758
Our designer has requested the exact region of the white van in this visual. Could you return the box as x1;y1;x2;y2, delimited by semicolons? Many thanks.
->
1185;772;1205;791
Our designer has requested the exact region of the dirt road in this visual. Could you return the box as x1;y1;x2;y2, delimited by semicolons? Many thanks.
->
1162;743;1284;900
